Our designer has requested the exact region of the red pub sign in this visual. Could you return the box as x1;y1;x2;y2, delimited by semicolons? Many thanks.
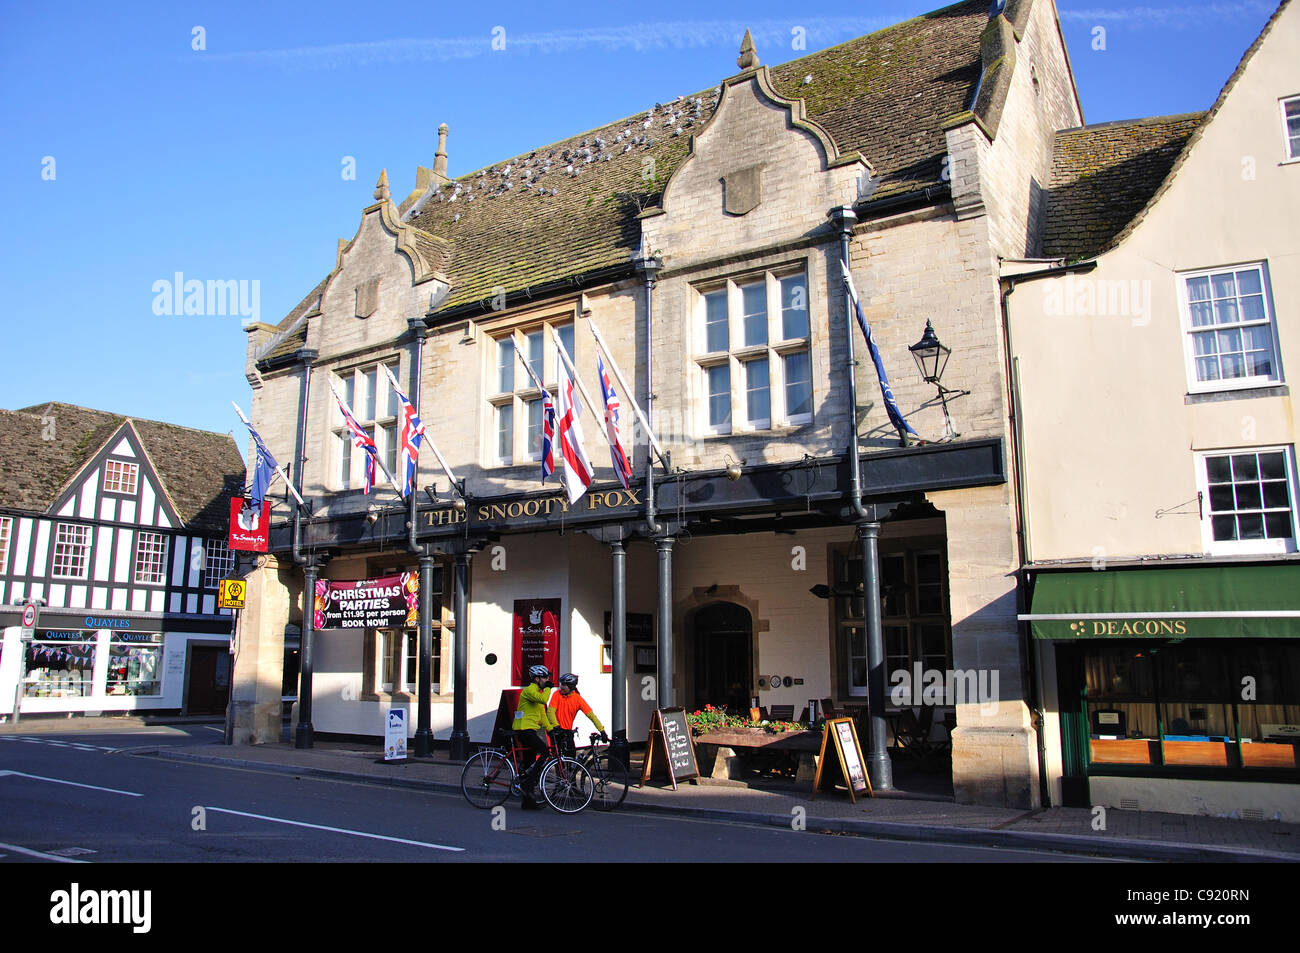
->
512;598;560;686
229;498;270;552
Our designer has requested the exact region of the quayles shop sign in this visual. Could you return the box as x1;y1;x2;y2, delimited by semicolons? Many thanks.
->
425;488;644;529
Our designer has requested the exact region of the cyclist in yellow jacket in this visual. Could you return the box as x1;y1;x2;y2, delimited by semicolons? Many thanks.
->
513;665;559;809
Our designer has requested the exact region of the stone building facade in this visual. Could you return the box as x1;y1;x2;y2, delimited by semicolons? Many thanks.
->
236;0;1084;808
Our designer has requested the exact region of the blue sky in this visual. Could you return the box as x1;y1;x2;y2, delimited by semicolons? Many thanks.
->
0;0;1281;457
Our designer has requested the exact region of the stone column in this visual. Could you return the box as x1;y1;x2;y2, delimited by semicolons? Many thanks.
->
929;483;1040;809
232;555;293;745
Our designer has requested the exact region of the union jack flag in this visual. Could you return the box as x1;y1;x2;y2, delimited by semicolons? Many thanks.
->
383;365;425;498
539;387;557;485
555;361;594;504
597;350;633;490
333;389;380;494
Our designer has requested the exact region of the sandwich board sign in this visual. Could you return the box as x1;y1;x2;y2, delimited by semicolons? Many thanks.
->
812;717;872;802
640;707;699;790
384;707;407;762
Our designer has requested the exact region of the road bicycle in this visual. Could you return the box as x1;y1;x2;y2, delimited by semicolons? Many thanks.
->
460;732;594;814
569;731;629;811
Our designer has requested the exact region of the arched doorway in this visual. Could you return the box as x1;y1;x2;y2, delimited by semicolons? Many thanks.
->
691;602;753;715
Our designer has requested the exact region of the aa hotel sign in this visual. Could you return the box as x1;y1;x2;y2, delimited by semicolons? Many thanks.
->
425;488;644;529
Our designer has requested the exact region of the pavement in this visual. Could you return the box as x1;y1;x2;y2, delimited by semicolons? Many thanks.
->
4;713;1298;862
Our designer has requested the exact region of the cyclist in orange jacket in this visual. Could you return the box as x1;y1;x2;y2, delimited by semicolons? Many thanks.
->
548;673;607;758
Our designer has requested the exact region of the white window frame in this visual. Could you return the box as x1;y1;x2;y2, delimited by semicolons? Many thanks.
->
1280;95;1300;163
693;267;812;436
133;531;170;584
333;359;401;491
203;538;235;588
52;523;91;579
0;516;11;575
1177;262;1283;394
103;460;139;495
1195;446;1299;556
487;319;575;468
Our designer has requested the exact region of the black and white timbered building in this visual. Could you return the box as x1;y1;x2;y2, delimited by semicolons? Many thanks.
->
0;402;246;718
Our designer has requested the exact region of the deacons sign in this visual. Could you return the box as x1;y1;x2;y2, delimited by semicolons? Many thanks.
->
313;573;419;630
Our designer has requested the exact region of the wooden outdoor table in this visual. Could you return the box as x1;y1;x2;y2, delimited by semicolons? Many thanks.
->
692;729;823;781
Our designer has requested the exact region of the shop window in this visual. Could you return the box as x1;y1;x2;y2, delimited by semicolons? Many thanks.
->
103;460;138;495
1282;96;1300;161
831;544;951;701
694;269;812;435
203;538;235;588
1196;447;1297;554
106;638;162;696
0;516;11;574
51;523;91;579
362;562;453;698
25;634;96;697
1084;641;1300;773
1179;263;1281;392
133;531;169;584
333;360;401;490
487;319;575;467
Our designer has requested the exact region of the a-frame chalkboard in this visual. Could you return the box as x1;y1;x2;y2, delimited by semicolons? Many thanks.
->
640;707;700;790
812;717;873;802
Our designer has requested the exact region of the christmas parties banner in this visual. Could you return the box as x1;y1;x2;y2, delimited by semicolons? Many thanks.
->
314;574;419;630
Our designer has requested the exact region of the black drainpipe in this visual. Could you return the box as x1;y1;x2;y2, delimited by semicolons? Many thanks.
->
999;258;1097;807
291;348;318;749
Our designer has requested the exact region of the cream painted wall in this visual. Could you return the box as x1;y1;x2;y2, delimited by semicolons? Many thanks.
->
1009;1;1300;561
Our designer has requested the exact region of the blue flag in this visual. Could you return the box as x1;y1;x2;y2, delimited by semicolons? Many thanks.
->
243;420;279;508
842;262;920;439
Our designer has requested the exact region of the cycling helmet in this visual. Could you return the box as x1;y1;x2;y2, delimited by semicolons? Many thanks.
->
528;665;551;679
558;673;578;688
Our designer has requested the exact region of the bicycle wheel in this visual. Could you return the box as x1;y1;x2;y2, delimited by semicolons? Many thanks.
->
539;757;594;814
588;753;629;811
461;750;515;809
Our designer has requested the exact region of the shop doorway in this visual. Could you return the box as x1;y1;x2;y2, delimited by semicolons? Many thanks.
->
188;646;230;714
691;602;753;716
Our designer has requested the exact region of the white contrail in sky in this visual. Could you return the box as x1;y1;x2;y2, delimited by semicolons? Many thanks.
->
202;5;1275;71
202;17;897;71
1057;3;1276;25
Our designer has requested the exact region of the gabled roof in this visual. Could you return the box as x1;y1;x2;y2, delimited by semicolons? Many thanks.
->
0;403;245;536
263;0;992;345
1042;0;1292;261
1040;113;1205;261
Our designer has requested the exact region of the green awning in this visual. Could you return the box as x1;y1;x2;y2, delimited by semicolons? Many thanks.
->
1022;564;1300;640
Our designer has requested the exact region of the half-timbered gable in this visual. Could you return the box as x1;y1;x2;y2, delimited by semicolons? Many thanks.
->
0;403;245;717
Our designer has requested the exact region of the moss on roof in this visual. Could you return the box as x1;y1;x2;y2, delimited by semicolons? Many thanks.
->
262;0;989;335
1040;114;1206;261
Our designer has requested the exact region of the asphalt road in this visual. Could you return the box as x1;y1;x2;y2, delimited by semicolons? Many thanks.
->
0;724;1115;863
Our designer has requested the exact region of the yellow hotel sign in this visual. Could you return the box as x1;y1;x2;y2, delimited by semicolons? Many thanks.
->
218;578;246;610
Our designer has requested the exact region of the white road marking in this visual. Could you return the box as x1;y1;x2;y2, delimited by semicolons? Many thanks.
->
0;770;143;797
0;840;90;863
204;806;465;852
202;726;226;733
0;736;115;751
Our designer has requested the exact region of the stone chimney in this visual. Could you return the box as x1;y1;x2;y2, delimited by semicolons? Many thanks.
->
434;123;450;180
